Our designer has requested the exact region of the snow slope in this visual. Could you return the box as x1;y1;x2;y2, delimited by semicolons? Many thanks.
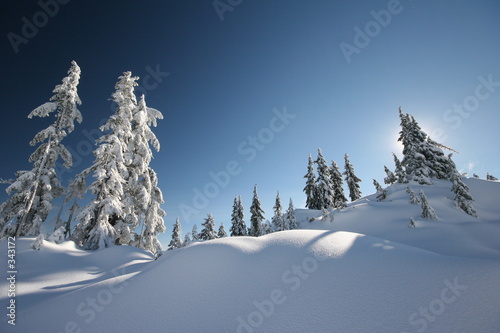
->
1;178;499;333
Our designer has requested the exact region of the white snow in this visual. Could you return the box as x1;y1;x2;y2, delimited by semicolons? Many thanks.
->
1;178;499;332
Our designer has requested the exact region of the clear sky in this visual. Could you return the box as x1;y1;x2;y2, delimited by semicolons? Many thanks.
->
1;0;499;246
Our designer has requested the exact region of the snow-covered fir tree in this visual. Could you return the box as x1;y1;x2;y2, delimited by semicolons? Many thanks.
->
406;186;420;204
448;157;477;217
272;191;286;231
217;223;227;238
261;220;273;235
183;233;192;247
408;217;416;228
486;172;498;181
191;224;199;242
127;94;164;250
138;168;166;255
383;166;397;185
343;153;362;202
72;72;138;250
315;148;335;209
168;218;183;250
419;190;437;220
398;108;455;185
304;153;320;209
330;160;347;208
0;61;82;239
373;179;387;201
54;172;86;239
200;213;217;241
473;173;479;179
230;195;247;236
286;198;298;230
249;185;265;237
392;153;408;183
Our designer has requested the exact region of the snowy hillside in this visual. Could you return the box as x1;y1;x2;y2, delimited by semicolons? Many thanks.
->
1;178;499;332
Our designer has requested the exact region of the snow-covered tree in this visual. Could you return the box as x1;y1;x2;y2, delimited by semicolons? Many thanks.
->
449;157;477;217
406;186;420;204
383;166;397;185
398;108;455;185
486;173;498;181
261;220;273;235
54;172;87;239
286;198;298;230
330;160;347;208
304;154;319;209
408;217;416;228
183;233;192;247
272;191;285;231
315;148;335;209
200;213;217;241
230;195;247;236
249;185;265;237
127;94;164;250
0;61;82;239
343;153;362;202
419;190;437;220
473;173;479;179
373;179;387;201
393;153;408;183
72;72;138;250
47;226;66;244
168;217;183;250
217;223;227;238
191;224;199;242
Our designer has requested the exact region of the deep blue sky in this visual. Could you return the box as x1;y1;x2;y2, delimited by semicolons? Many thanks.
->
1;0;499;245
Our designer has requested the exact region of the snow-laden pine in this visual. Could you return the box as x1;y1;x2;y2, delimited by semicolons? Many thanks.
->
0;61;82;239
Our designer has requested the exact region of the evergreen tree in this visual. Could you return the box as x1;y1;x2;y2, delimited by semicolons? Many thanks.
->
200;213;217;241
168;217;183;250
419;190;437;220
127;94;164;250
408;217;416;228
343;153;362;202
286;198;298;230
73;72;138;250
330;160;347;208
373;179;387;201
230;195;247;236
486;173;498;181
383;166;397;185
138;168;166;255
261;220;273;235
304;154;319;209
472;173;479;179
272;191;285;231
191;224;199;241
392;153;408;183
217;223;227;238
315;148;335;209
398;108;455;184
0;61;82;239
249;185;265;237
54;172;86;239
406;186;420;204
183;233;192;247
449;157;477;217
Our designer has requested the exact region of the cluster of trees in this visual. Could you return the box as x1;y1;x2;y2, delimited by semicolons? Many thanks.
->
167;185;297;250
379;108;478;218
303;149;361;211
0;61;166;255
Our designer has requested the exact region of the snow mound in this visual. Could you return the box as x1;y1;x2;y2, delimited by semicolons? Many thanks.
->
1;178;499;332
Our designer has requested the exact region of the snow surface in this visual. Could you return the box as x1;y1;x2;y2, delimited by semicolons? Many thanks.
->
1;178;499;332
